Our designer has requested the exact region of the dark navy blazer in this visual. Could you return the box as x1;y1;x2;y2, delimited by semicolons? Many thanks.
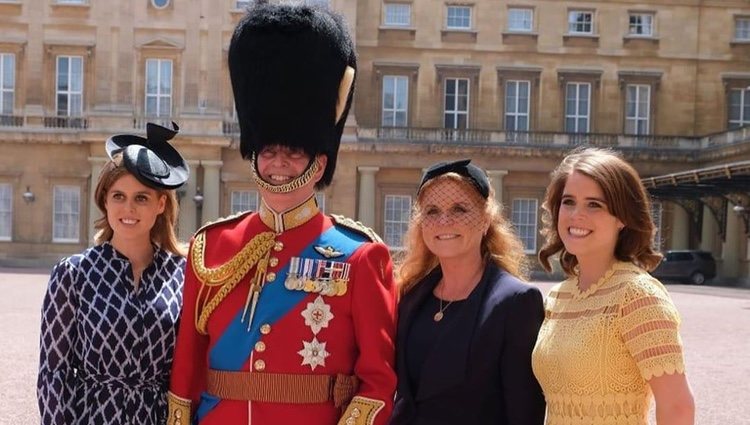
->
389;262;546;425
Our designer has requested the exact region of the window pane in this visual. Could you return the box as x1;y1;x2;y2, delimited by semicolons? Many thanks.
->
70;57;83;91
511;199;537;252
384;3;411;26
447;6;471;29
57;57;69;91
160;61;172;94
146;60;158;94
384;195;411;248
508;8;532;31
53;186;80;242
0;184;11;240
1;54;14;89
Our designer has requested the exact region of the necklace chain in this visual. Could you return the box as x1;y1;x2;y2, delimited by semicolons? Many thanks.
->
433;297;454;322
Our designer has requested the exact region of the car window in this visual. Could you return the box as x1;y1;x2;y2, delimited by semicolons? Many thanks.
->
672;252;693;261
697;252;714;261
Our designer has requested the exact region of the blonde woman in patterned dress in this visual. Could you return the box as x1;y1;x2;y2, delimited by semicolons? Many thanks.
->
532;147;695;425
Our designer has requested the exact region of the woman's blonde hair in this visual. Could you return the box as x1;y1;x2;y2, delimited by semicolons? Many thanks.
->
396;173;528;295
93;155;187;257
538;147;662;276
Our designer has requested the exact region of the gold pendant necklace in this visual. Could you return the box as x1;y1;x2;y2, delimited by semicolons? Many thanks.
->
433;298;454;322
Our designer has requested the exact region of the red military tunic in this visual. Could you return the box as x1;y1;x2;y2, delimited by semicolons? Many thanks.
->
168;196;397;425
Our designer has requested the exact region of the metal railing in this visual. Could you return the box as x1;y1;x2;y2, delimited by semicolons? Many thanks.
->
43;116;89;129
0;115;24;127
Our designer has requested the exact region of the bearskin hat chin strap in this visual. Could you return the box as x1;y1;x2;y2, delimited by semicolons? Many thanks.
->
249;153;321;194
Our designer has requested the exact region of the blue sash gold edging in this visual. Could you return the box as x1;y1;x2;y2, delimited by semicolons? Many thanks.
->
195;224;366;422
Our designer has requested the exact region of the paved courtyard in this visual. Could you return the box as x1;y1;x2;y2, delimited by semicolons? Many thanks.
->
2;269;748;424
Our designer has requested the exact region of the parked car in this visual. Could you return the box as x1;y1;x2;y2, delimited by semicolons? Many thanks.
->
651;250;716;285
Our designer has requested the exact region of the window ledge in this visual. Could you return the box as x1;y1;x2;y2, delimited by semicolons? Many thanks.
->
502;31;538;38
730;39;750;46
0;0;22;4
50;1;90;8
442;28;477;35
563;33;599;40
624;34;659;41
378;25;417;34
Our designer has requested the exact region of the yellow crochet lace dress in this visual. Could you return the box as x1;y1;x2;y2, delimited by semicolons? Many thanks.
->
532;261;685;425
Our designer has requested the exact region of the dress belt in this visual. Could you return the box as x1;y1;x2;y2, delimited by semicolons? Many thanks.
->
79;373;166;390
206;369;359;408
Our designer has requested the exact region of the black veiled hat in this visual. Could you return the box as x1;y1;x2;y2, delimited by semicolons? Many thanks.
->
228;2;357;187
418;159;490;199
105;122;189;190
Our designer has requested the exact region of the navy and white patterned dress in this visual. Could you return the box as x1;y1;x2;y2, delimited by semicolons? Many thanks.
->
37;242;185;425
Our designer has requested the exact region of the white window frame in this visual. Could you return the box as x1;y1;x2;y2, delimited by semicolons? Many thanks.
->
383;2;411;27
145;59;172;117
315;192;326;213
56;0;87;4
305;0;329;7
505;80;530;132
53;185;80;243
56;56;83;117
512;198;538;253
736;17;750;41
384;194;412;249
628;13;654;37
507;8;533;32
444;78;470;129
565;82;591;133
446;5;472;30
0;53;14;116
230;190;259;214
625;84;650;135
729;88;750;129
0;184;11;241
382;75;409;127
568;10;594;35
651;201;662;250
234;0;251;9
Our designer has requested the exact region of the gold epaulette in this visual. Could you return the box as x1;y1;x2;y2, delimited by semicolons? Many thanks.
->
330;214;384;244
166;392;191;425
194;210;253;236
190;226;276;335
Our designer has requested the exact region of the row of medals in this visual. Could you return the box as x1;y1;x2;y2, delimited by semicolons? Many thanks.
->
284;275;349;296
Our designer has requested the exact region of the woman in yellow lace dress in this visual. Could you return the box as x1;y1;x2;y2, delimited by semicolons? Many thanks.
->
532;148;695;425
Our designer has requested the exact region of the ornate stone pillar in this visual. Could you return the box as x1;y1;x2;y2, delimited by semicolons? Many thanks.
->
178;160;200;240
721;201;741;278
200;160;223;225
87;157;107;244
670;202;689;250
486;170;508;203
357;166;379;228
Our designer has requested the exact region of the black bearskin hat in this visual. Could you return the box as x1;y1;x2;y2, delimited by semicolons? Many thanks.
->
229;2;357;187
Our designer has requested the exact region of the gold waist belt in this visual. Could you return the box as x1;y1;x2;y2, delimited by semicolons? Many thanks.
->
206;369;359;408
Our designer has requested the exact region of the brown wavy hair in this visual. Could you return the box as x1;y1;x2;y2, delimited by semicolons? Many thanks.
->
538;147;662;276
93;155;187;257
396;173;529;295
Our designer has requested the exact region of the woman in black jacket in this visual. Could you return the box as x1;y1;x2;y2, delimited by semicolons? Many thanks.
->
390;159;545;425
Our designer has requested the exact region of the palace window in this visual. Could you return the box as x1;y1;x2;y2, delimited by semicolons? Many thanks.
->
0;184;10;241
0;53;14;115
382;75;409;127
384;194;411;249
53;185;80;243
384;2;411;27
565;82;591;133
568;11;593;34
56;56;83;117
444;78;470;129
628;13;654;37
446;5;472;30
512;198;537;253
505;80;530;132
507;8;533;32
729;88;750;129
625;84;651;135
145;59;172;117
735;17;750;41
230;190;259;214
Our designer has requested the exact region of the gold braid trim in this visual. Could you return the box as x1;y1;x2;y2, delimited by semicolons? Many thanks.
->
250;152;320;194
331;214;384;244
337;396;386;425
166;391;191;425
191;230;277;334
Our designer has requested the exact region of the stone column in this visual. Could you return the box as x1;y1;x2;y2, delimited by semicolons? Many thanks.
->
357;166;379;228
200;160;223;225
700;204;717;253
87;157;107;244
486;170;508;203
178;160;200;240
670;202;689;250
721;202;741;279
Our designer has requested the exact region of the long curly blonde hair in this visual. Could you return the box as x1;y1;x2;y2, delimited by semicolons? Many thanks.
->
396;173;528;295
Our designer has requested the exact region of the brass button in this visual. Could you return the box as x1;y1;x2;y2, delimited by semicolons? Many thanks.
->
274;241;284;252
255;341;266;352
266;272;277;282
269;257;279;267
254;359;266;371
260;324;272;335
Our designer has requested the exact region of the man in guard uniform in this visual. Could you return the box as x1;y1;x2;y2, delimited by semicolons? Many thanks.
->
166;2;397;425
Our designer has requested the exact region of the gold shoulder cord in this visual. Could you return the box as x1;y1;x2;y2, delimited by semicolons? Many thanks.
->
191;230;277;334
331;214;384;244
